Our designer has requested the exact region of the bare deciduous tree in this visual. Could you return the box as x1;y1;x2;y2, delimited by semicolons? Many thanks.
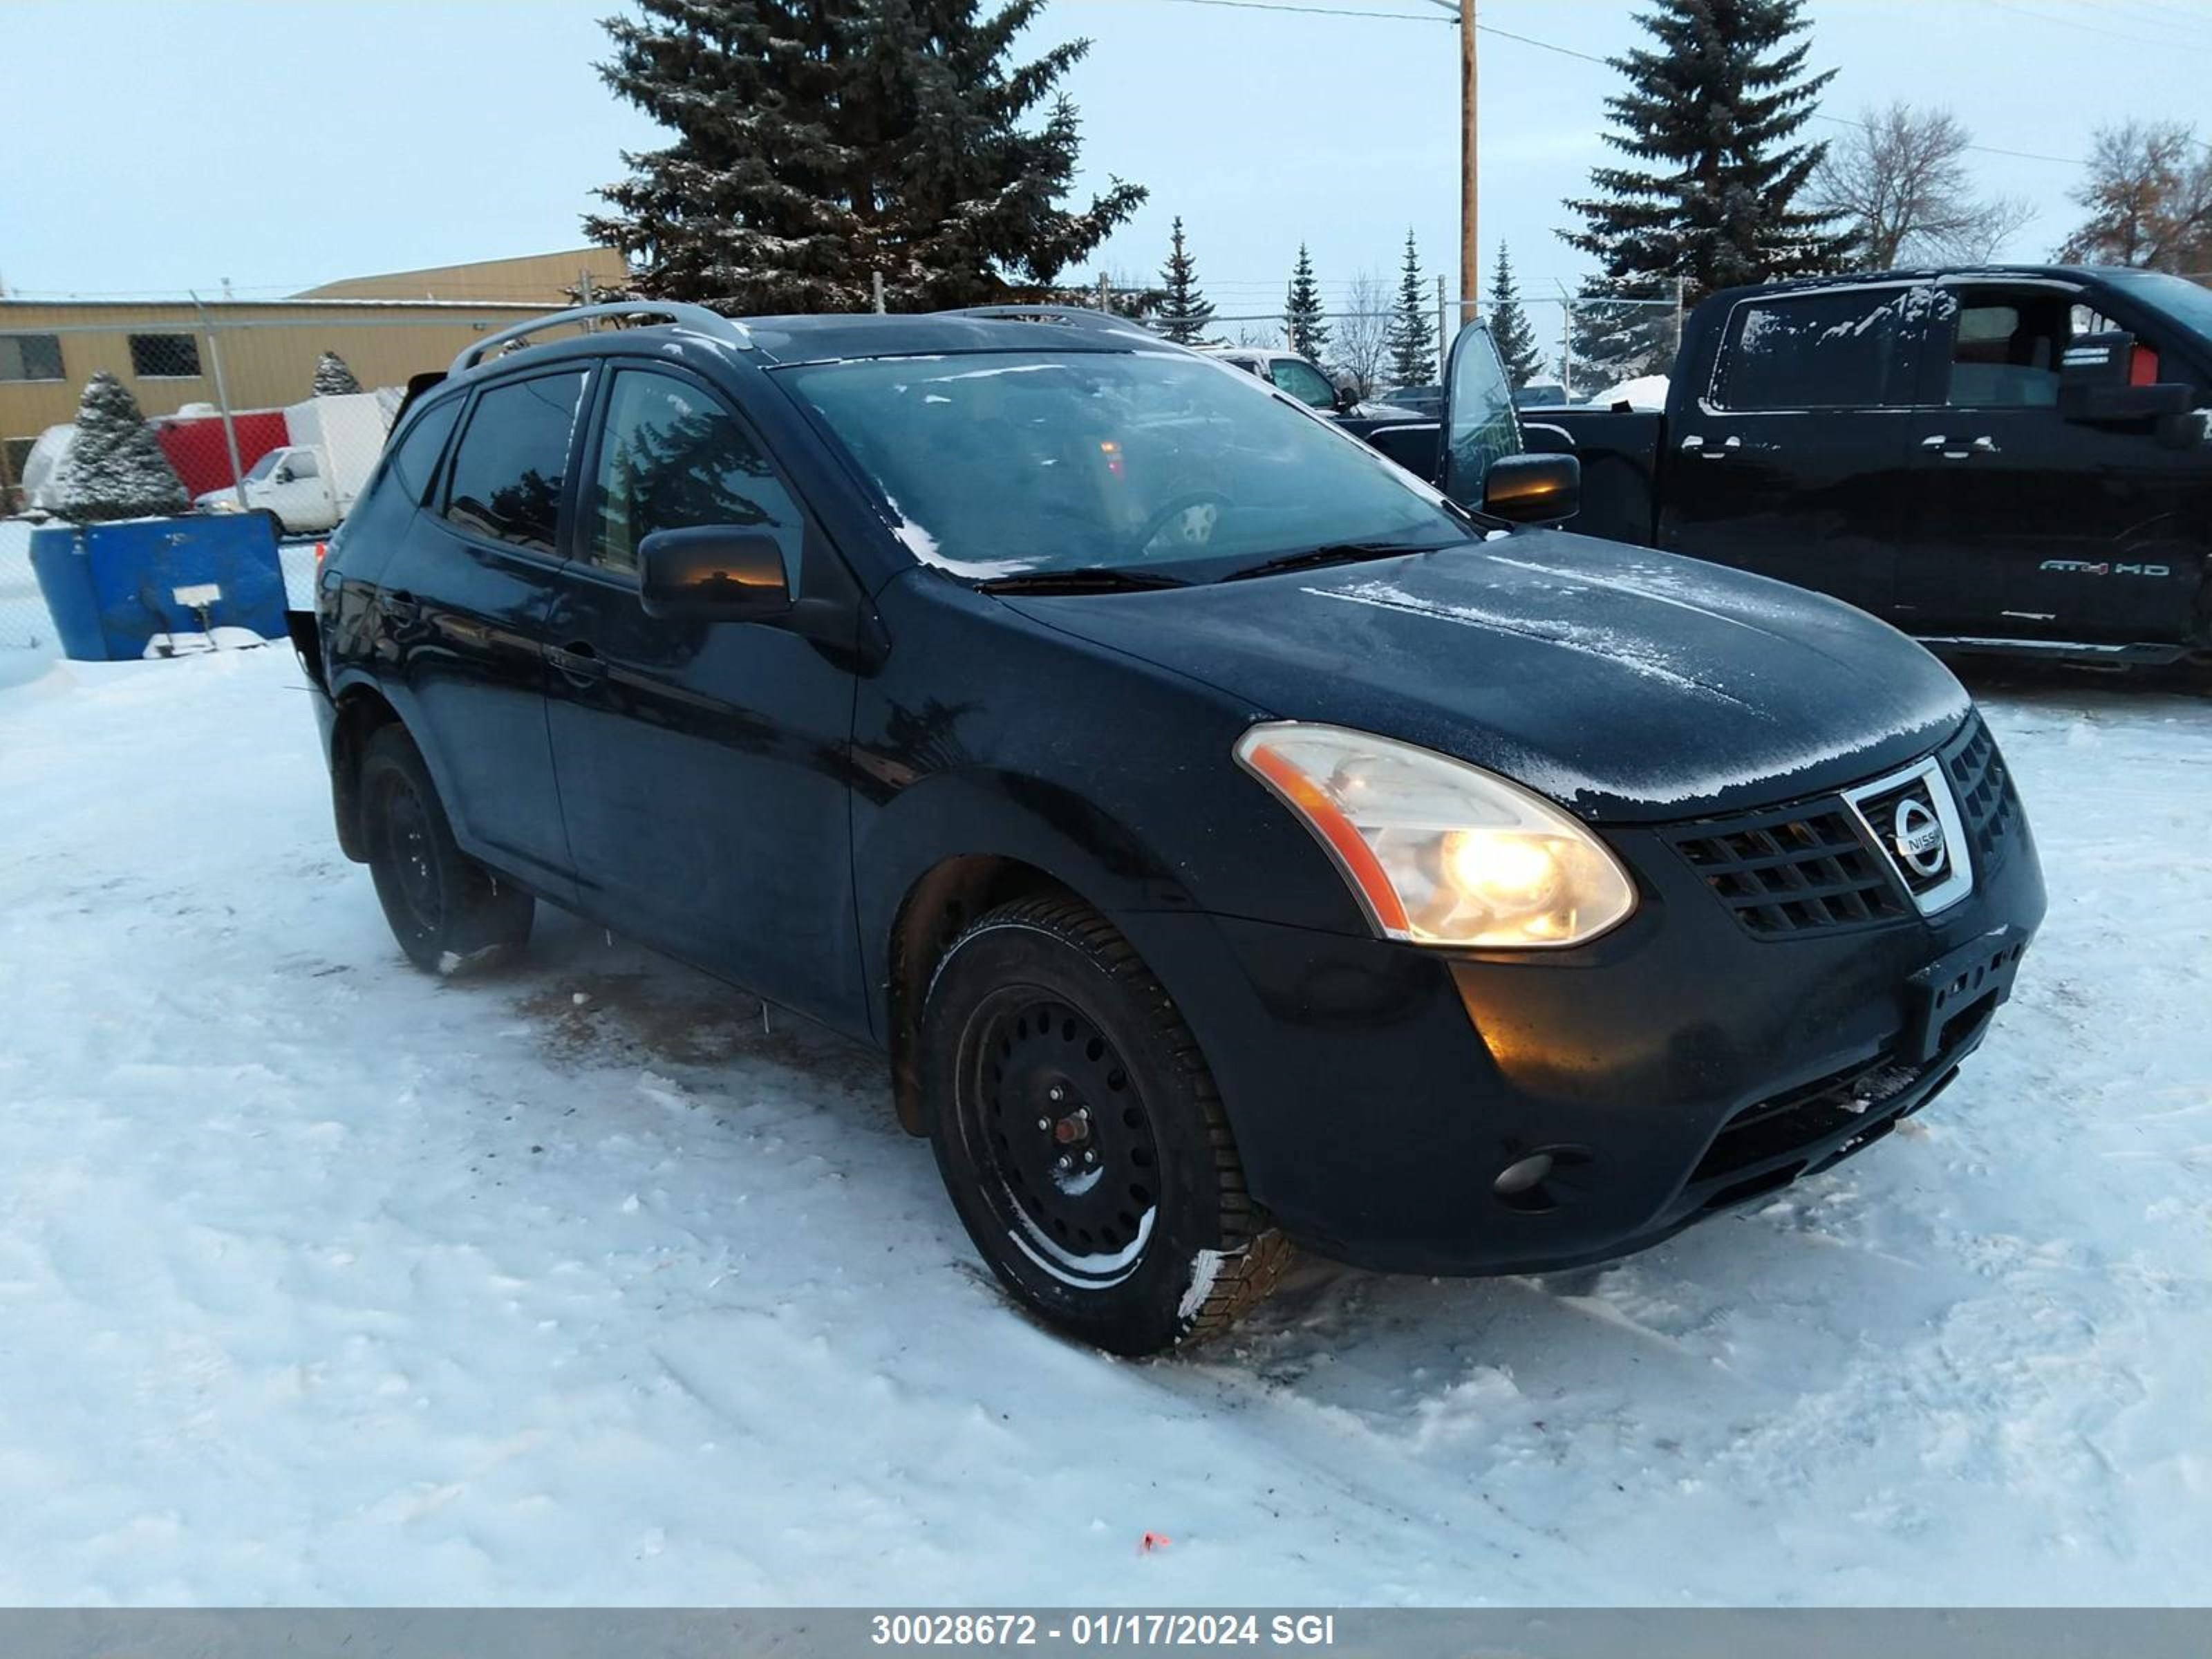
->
1808;102;2035;266
2056;120;2212;272
1329;270;1390;397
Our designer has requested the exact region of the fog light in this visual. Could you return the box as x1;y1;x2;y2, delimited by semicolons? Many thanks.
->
1493;1152;1555;1197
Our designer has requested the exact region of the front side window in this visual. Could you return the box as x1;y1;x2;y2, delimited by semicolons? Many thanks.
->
285;450;320;480
129;333;202;379
0;335;63;382
1268;358;1337;409
784;348;1472;578
1716;288;1913;411
1944;293;2067;408
442;371;585;554
1442;328;1524;504
588;370;803;579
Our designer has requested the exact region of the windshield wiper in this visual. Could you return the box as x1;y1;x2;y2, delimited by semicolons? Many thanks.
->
1218;539;1456;583
976;566;1190;595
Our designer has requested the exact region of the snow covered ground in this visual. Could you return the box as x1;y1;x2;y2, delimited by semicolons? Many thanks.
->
0;641;2207;1606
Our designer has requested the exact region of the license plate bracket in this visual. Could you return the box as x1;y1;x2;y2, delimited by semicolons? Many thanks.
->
1905;926;2027;1064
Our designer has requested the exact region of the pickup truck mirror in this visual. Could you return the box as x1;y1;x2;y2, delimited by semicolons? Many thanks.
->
1331;378;1362;414
1482;453;1580;525
638;525;794;623
2059;381;2195;425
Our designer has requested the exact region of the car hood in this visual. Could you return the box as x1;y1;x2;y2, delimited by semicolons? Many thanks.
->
1001;530;1973;824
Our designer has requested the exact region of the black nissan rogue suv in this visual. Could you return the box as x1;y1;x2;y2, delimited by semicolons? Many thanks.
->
292;301;2045;1355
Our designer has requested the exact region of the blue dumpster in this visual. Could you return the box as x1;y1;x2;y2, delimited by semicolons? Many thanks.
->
29;514;288;661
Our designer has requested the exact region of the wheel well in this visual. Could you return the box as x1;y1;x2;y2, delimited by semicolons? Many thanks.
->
330;686;402;863
885;855;1075;1135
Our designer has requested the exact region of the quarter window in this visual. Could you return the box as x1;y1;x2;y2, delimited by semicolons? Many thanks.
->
587;369;803;579
443;371;586;554
384;397;463;504
128;333;202;379
1716;289;1913;411
0;335;63;382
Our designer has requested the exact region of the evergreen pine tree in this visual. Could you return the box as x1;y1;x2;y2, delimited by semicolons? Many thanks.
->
55;371;188;523
1565;276;1676;395
1384;229;1436;386
1281;244;1329;362
311;351;363;396
1155;216;1215;345
1563;0;1853;306
1488;244;1545;388
585;0;1145;313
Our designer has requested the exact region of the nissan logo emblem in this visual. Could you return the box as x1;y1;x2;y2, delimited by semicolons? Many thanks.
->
1892;798;1947;878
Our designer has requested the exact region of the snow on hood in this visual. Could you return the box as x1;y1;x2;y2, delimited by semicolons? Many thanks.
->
1002;531;1971;823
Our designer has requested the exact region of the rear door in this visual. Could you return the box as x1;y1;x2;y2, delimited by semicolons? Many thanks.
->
373;366;588;898
1897;281;2210;643
1658;283;1932;615
540;361;864;1024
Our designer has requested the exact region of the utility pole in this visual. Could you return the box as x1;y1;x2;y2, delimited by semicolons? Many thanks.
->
872;270;887;315
1434;276;1447;372
1459;0;1477;321
189;292;249;514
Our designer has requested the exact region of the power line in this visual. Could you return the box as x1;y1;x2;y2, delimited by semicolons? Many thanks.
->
1971;0;2212;53
1152;0;2090;165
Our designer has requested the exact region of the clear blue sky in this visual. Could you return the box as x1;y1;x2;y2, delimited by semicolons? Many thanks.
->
6;0;2210;325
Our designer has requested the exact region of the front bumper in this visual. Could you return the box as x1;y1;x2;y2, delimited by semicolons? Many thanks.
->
1121;731;2047;1277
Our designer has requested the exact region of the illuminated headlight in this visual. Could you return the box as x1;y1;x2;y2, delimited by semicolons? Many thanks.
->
1235;722;1637;948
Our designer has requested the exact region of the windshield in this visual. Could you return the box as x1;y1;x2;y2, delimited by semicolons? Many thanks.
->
782;349;1472;578
2106;270;2212;346
244;449;284;482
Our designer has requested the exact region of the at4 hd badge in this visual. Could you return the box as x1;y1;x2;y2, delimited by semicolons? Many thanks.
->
2038;559;2173;578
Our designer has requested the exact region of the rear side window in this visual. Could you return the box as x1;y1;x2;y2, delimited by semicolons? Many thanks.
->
1716;289;1913;411
586;368;804;579
443;371;587;554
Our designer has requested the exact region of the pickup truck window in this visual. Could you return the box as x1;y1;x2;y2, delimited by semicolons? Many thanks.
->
1945;297;2062;408
1716;288;1913;411
1268;358;1338;409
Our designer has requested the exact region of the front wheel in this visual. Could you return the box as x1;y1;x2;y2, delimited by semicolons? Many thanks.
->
921;895;1291;1355
359;724;533;975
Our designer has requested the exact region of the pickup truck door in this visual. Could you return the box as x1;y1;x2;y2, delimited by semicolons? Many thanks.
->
1897;282;2211;645
539;362;865;1029
1658;283;1933;617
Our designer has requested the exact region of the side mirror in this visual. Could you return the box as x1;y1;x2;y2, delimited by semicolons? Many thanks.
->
274;466;295;485
2060;382;2194;424
638;525;793;623
1482;453;1580;525
1332;379;1362;414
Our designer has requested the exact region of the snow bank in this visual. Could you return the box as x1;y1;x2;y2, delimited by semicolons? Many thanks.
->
0;650;2209;1604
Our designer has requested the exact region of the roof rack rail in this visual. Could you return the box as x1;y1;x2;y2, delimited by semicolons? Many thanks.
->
935;303;1160;341
449;300;754;375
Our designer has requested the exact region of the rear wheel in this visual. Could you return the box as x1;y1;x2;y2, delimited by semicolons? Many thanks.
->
359;724;532;975
921;895;1291;1355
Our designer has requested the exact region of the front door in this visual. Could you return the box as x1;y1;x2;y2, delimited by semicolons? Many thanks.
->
1658;283;1932;616
541;363;865;1027
376;367;588;899
1897;283;2211;644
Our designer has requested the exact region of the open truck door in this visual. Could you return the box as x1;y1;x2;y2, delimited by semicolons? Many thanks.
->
1438;318;1580;525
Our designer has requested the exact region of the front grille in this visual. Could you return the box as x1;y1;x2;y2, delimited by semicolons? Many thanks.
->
1846;768;1954;903
1663;799;1909;937
1942;713;2018;868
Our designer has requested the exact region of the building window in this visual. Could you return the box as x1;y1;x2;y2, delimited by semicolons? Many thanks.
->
3;437;36;490
0;335;64;382
129;333;203;379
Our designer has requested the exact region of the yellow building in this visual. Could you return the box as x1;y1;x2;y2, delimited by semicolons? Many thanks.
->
0;247;631;492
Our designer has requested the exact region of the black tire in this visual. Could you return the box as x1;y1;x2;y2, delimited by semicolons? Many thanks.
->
921;894;1291;1355
359;724;533;975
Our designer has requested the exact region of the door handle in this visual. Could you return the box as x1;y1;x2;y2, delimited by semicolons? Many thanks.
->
383;589;419;623
1681;434;1738;460
1923;433;1998;460
549;639;608;686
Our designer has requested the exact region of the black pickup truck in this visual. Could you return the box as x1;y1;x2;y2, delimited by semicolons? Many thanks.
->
1511;266;2212;664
